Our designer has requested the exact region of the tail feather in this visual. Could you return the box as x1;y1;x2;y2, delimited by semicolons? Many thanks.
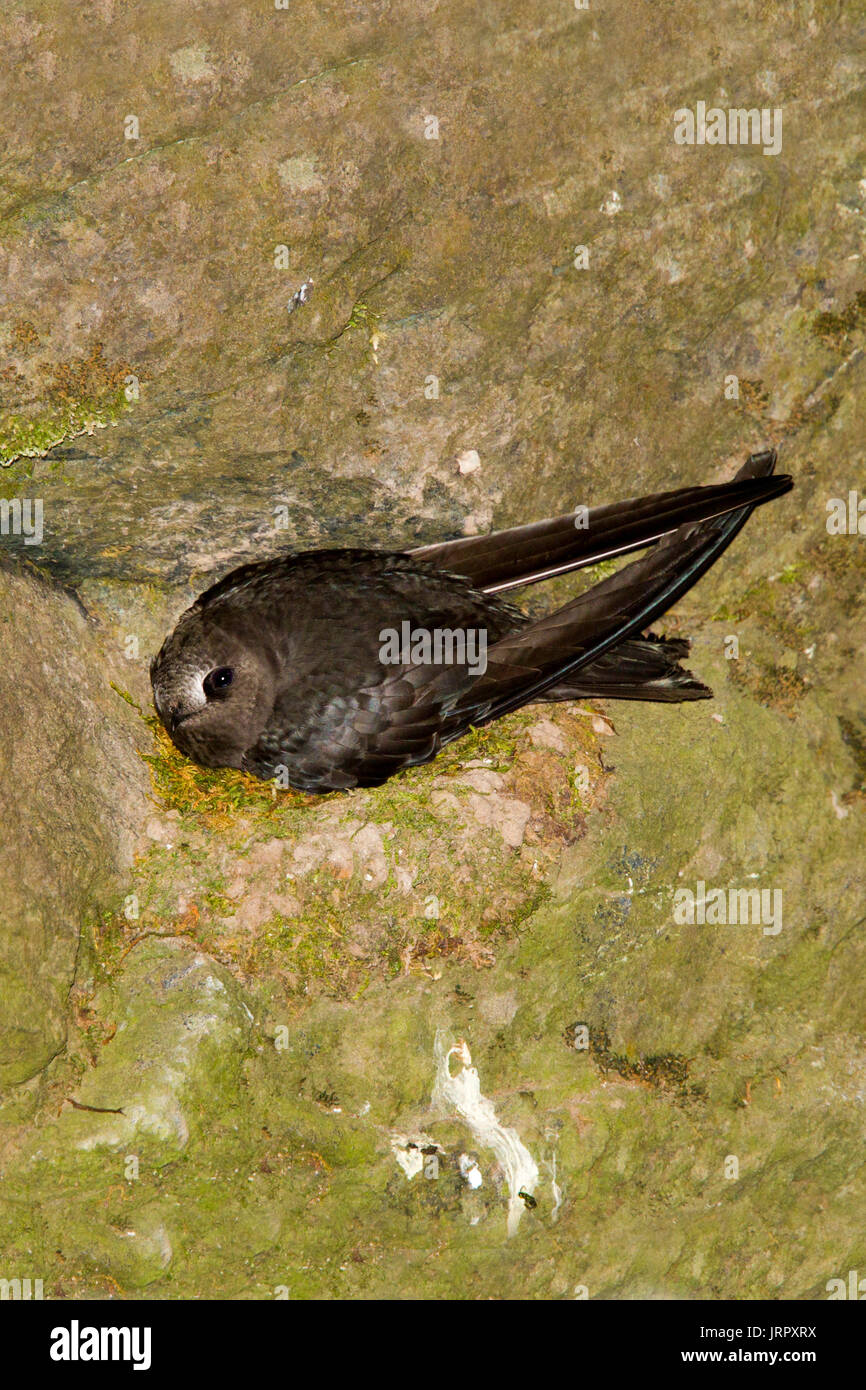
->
412;450;791;595
544;635;712;703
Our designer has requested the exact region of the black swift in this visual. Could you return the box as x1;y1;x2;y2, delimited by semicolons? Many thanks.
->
151;449;792;793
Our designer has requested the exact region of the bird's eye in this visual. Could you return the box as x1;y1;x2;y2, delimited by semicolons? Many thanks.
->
203;666;234;698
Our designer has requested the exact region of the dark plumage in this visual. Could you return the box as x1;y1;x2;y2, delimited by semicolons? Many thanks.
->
150;450;792;793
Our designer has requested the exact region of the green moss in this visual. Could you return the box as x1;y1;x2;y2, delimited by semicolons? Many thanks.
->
141;708;531;836
141;717;328;831
345;302;381;333
255;907;364;996
712;572;813;648
109;681;143;711
0;392;124;470
776;563;802;586
323;300;385;361
0;339;139;471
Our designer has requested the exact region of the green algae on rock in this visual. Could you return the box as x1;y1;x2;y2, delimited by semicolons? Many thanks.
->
0;0;865;1304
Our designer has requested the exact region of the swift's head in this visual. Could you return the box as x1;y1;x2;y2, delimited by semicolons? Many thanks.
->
150;613;276;770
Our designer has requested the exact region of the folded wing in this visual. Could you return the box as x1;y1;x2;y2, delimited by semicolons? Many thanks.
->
411;449;791;594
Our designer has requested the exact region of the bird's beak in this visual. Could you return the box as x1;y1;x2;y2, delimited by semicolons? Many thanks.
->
164;705;192;734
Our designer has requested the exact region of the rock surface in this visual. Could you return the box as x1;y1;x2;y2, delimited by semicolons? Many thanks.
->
0;562;148;1087
0;0;864;1300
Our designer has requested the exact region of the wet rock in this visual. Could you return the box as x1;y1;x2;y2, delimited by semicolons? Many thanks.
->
0;562;148;1087
528;720;569;753
64;938;254;1153
0;0;864;1304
